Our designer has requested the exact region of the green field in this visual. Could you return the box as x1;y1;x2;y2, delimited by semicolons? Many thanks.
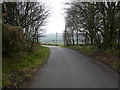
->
41;33;64;45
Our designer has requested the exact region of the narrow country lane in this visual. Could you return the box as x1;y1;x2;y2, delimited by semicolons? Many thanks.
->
30;46;118;88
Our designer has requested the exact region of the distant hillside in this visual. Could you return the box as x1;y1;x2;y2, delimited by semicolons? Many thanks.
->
40;33;64;45
40;33;85;45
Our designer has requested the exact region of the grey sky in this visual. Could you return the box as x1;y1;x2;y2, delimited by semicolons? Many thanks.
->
42;0;71;34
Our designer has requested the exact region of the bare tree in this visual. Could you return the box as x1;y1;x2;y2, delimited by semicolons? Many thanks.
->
2;2;50;56
64;1;120;49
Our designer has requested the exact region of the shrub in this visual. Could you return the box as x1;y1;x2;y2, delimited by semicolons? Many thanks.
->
2;23;28;57
104;47;118;56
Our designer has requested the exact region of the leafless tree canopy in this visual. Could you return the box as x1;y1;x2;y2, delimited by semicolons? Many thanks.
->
2;2;49;57
64;2;120;49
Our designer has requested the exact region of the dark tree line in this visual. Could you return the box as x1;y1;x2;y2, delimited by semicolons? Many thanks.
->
64;2;120;50
2;2;49;57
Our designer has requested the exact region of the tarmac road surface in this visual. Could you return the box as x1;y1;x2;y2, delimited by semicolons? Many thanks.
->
30;46;118;88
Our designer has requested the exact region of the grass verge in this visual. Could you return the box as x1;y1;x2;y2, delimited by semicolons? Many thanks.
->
64;45;119;73
42;43;63;47
2;46;50;88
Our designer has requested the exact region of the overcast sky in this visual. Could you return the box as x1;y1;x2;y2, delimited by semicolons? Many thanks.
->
42;0;71;34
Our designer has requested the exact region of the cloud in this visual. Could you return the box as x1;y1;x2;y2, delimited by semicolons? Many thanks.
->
41;0;70;34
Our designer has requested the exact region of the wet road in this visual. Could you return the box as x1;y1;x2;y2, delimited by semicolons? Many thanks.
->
30;46;118;88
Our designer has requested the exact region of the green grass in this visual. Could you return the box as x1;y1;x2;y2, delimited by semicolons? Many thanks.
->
41;41;64;46
2;46;50;88
42;43;63;47
64;45;97;55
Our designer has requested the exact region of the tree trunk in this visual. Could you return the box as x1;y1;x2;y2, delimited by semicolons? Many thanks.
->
76;30;79;45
